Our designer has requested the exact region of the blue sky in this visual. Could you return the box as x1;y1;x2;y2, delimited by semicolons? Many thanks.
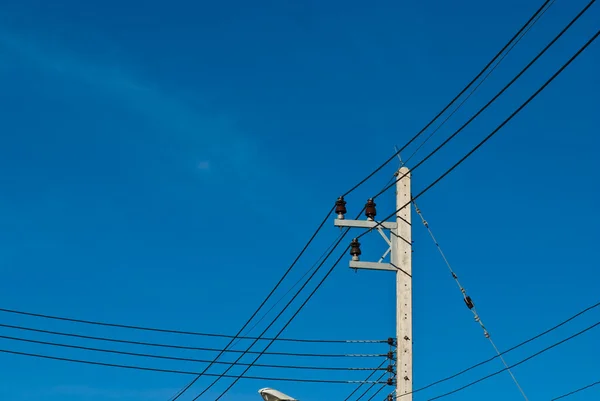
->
0;0;599;400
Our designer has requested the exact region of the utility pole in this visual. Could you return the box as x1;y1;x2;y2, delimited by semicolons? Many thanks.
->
334;167;412;400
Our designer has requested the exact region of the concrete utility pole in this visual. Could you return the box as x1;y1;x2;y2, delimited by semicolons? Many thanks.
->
334;167;412;400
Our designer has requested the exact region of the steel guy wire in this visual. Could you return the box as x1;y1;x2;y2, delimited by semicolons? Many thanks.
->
0;347;388;384
413;200;528;400
357;10;600;241
0;332;386;372
422;320;600;400
402;0;556;166
370;0;595;204
0;322;386;358
344;359;391;401
387;300;600;397
550;380;600;400
340;0;554;198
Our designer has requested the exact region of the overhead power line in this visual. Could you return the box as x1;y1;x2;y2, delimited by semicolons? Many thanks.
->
385;300;600;398
0;332;386;372
413;201;528;400
359;7;600;240
402;0;555;165
0;347;387;384
340;0;555;198
0;307;382;344
356;372;389;401
344;360;390;401
550;380;600;400
423;320;600;400
167;2;559;398
0;322;385;358
370;0;595;203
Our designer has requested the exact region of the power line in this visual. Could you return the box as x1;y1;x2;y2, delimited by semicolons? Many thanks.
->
366;385;388;401
423;320;600;400
0;347;387;384
402;0;555;165
0;332;385;372
359;9;600;240
340;0;555;198
0;322;385;358
550;380;600;400
388;300;600;397
344;360;390;401
356;372;390;401
164;2;558;397
413;201;528;400
370;0;594;203
0;307;382;344
208;247;352;401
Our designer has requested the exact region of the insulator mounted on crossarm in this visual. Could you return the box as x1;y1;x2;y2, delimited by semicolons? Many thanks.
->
335;196;347;219
350;238;361;261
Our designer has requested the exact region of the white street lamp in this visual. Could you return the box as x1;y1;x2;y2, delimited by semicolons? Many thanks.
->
258;388;298;401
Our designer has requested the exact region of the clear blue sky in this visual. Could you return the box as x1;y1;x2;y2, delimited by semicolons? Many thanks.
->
0;0;598;400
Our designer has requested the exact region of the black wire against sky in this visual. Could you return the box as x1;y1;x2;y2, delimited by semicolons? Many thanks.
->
0;348;388;385
0;332;388;372
0;307;384;344
0;322;385;358
359;9;600;241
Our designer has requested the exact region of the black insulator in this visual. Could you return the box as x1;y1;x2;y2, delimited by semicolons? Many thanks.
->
387;351;394;360
387;337;396;346
387;364;395;373
387;395;394;401
464;295;474;309
387;378;394;386
335;196;347;218
365;198;377;219
350;238;361;257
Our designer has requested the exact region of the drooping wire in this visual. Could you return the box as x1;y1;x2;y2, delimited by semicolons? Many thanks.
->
412;201;528;400
387;300;600;397
550;380;600;400
344;359;390;401
340;0;555;198
0;347;388;384
422;320;600;400
402;0;555;166
0;333;386;371
355;371;390;401
176;226;353;401
0;322;386;358
370;0;594;203
366;385;389;401
358;16;600;241
0;307;387;344
208;245;354;401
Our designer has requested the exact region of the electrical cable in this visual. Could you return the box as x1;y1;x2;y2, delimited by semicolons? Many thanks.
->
0;322;385;358
369;0;595;203
413;201;528;400
356;372;389;401
0;307;384;344
0;332;385;371
402;0;555;165
172;226;354;401
422;320;600;400
366;385;388;401
359;15;600;241
340;0;554;198
208;246;353;401
344;360;390;401
550;380;600;400
0;347;387;384
386;300;600;397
